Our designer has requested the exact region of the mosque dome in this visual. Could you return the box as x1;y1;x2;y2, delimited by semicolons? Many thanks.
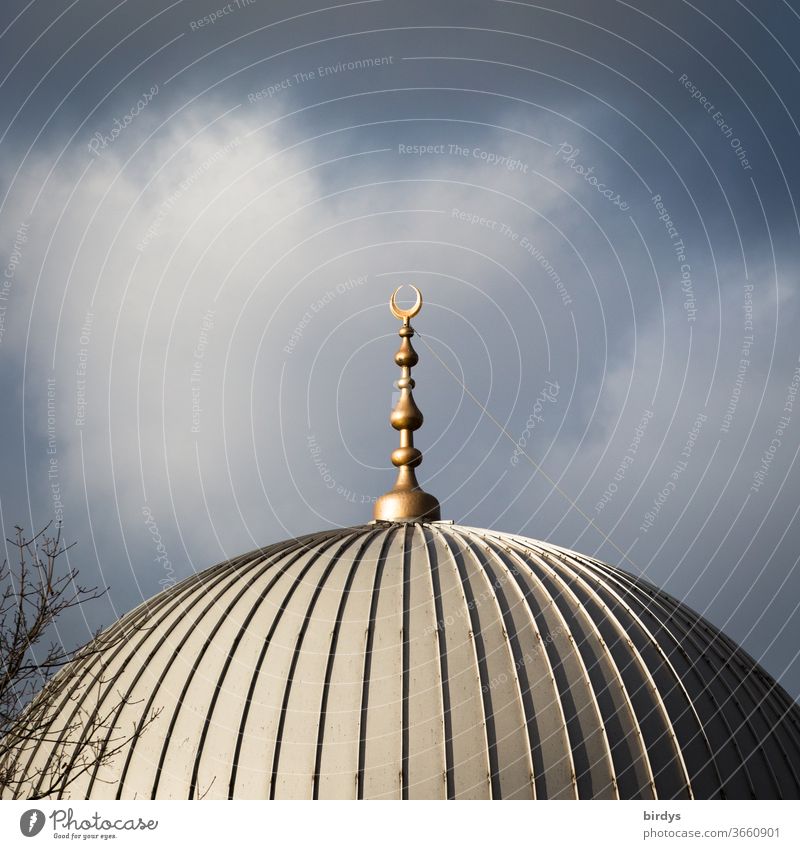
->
4;287;800;800
6;521;800;800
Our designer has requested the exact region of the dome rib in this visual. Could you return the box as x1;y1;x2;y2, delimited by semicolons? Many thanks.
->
150;532;338;798
403;523;452;799
451;529;538;799
15;602;144;797
562;547;800;797
360;525;408;799
97;550;263;799
494;537;616;798
523;542;698;799
224;528;365;799
431;526;495;798
488;534;623;798
400;525;411;799
477;533;624;799
425;526;492;798
449;534;507;798
455;533;541;798
683;610;800;794
419;525;456;797
195;529;361;798
354;525;398;798
489;535;646;798
453;533;543;798
580;562;699;797
120;550;260;798
537;546;703;798
451;530;577;799
313;530;392;798
519;544;659;798
269;527;379;799
709;625;800;770
124;530;340;799
494;535;615;798
579;550;793;797
405;524;450;798
584;554;767;797
603;560;799;796
311;528;384;798
26;548;252;799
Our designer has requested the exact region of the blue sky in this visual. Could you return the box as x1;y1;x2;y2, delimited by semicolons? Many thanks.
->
2;0;800;697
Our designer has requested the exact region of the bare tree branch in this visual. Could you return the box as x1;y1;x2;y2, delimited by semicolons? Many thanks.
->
0;524;156;798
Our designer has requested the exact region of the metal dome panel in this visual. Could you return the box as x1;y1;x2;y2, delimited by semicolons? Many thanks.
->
4;522;800;800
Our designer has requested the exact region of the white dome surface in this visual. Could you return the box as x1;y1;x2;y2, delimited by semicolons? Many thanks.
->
6;522;800;799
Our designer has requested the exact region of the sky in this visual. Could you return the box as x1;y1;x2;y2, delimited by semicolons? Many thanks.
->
1;0;800;699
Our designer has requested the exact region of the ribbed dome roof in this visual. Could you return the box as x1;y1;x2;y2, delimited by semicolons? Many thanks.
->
6;522;800;800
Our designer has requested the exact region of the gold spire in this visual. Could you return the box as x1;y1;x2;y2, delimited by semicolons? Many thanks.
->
373;285;441;523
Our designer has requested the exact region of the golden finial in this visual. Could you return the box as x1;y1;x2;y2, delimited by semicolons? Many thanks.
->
373;285;441;523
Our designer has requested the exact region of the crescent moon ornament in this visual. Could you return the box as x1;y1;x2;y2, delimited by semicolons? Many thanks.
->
389;285;423;322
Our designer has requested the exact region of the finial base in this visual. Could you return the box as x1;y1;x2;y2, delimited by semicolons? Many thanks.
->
373;488;441;523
